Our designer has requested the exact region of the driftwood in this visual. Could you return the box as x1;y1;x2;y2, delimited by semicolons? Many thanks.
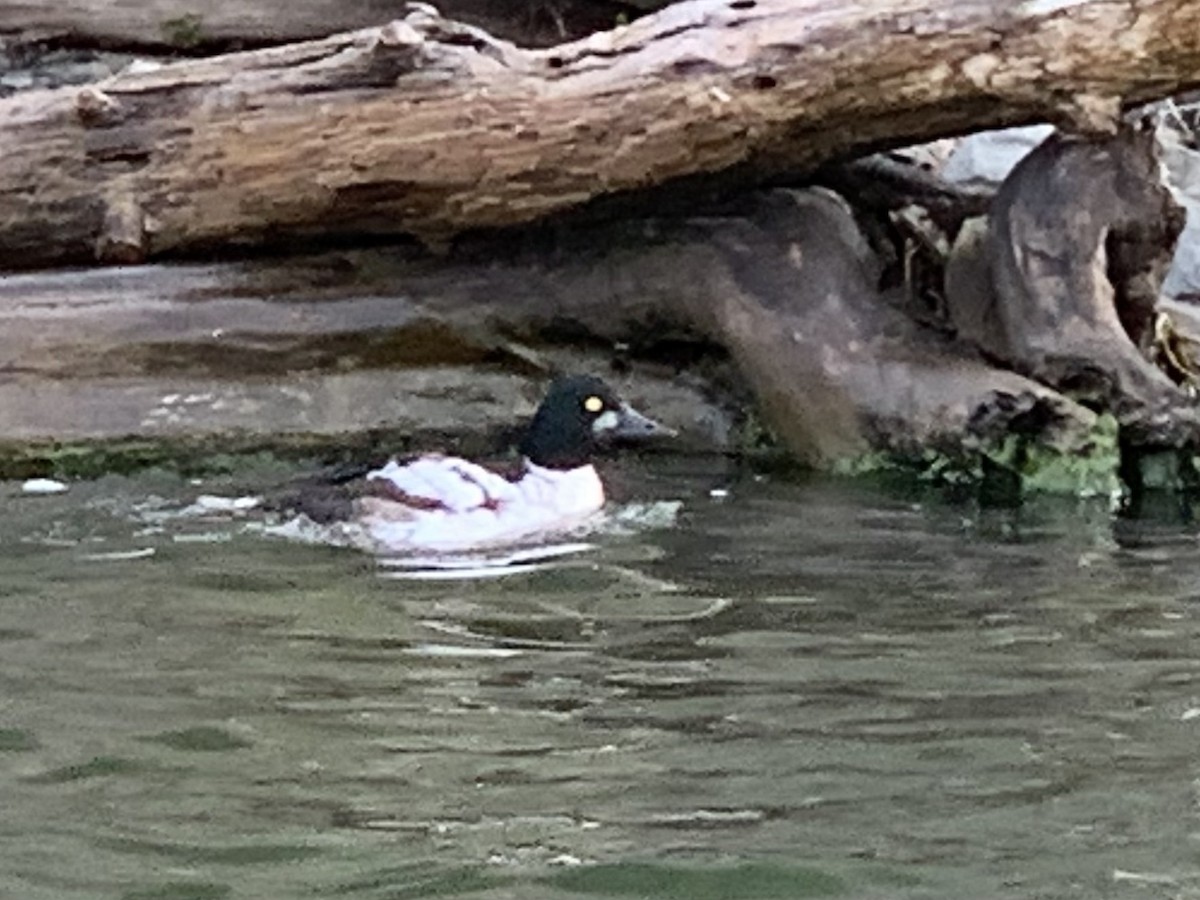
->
945;125;1196;448
0;186;1100;471
674;189;1101;466
3;0;1200;269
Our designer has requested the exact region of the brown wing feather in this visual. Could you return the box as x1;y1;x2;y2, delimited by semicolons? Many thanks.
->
269;474;448;524
361;478;451;511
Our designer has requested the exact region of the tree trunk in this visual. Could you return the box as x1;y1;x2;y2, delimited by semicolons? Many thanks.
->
3;0;1200;269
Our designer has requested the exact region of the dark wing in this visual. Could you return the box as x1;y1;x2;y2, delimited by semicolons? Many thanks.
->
260;455;393;523
266;471;452;524
265;481;359;524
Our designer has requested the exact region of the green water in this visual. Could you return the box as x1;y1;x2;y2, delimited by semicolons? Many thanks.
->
2;456;1199;899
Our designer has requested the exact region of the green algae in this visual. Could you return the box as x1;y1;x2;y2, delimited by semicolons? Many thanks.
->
984;413;1122;498
0;432;404;481
0;727;38;752
830;415;1124;499
160;13;205;48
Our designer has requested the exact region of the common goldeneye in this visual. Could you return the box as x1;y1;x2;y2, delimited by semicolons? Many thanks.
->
289;375;674;554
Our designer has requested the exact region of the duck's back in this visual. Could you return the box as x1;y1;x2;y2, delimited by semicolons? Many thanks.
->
357;455;605;553
367;456;519;512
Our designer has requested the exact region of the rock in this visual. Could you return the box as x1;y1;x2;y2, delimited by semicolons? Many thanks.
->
940;121;1200;305
0;366;731;471
0;46;140;96
941;125;1055;186
1159;127;1200;299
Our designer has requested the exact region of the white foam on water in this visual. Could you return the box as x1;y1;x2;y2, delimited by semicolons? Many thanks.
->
21;478;69;495
403;643;525;658
602;500;683;532
380;563;551;581
378;541;596;570
79;547;157;562
182;494;262;515
175;495;683;583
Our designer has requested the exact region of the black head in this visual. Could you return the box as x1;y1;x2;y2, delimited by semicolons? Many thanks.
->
518;375;674;470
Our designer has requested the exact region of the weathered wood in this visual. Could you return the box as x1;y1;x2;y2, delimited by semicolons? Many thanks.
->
3;0;1200;269
693;190;1100;465
945;125;1198;447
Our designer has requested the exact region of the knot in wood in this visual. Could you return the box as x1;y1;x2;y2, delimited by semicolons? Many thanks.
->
75;88;122;127
378;20;424;48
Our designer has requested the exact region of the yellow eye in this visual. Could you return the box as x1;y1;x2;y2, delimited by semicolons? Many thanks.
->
583;395;604;413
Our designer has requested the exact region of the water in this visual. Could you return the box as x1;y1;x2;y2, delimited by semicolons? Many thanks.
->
3;455;1200;899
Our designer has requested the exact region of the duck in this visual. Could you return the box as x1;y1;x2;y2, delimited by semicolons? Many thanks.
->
284;375;674;555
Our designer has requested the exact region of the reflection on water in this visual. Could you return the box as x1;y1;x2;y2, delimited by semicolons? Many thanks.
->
3;457;1200;899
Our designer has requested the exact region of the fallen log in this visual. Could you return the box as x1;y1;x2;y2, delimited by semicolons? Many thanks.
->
3;0;1200;269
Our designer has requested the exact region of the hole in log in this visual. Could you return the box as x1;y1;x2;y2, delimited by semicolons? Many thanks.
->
730;0;756;8
547;56;564;69
751;74;777;90
674;57;722;76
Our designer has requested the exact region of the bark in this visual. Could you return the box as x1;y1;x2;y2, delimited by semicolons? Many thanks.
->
3;0;1200;269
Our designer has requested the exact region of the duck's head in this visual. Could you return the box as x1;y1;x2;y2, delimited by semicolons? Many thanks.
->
519;375;675;470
